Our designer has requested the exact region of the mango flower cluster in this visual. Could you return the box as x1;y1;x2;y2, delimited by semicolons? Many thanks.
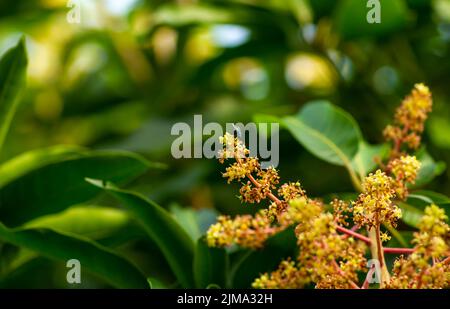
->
384;83;432;156
353;170;401;229
387;205;450;288
389;155;421;199
207;133;306;248
353;155;421;230
206;210;281;249
253;198;367;289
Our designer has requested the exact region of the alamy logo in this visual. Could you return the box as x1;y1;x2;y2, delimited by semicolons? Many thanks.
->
367;0;381;24
366;259;381;284
67;0;81;24
66;259;81;284
171;115;279;168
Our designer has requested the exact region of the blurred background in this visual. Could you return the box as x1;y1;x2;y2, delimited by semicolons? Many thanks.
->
0;0;449;286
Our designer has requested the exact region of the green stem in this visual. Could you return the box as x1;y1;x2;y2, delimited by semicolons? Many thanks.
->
345;163;363;192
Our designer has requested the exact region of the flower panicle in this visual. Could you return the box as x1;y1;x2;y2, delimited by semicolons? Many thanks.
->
206;210;281;249
388;155;421;200
353;170;401;229
383;83;432;156
386;205;450;289
252;259;307;289
253;197;368;289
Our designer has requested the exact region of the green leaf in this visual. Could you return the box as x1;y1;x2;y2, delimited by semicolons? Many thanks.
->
230;227;297;288
407;191;450;207
283;101;362;166
194;237;227;288
0;149;160;227
399;194;449;228
429;116;450;149
351;142;389;179
0;223;148;288
0;145;84;187
282;101;362;189
147;277;168;289
170;204;202;242
398;202;424;228
24;206;132;240
413;148;446;187
0;37;27;154
169;205;220;243
1;206;134;277
87;179;195;288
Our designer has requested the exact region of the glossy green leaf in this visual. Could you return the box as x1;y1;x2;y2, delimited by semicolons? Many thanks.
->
399;194;449;228
87;179;195;288
194;237;227;288
0;145;84;187
413;148;446;187
429;116;450;149
351;141;389;178
1;206;134;277
0;223;148;288
24;206;132;240
147;277;168;289
398;202;424;228
408;190;450;206
283;101;362;166
0;149;160;227
170;204;202;242
230;227;297;288
283;101;362;189
0;37;28;154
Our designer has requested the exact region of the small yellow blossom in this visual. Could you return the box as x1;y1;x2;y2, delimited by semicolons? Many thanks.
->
380;232;391;242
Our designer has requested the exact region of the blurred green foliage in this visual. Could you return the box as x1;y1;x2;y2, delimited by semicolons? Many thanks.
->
0;0;449;288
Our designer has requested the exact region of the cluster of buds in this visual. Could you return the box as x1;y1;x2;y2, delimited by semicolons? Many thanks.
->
206;210;281;249
383;83;432;157
387;205;450;288
253;198;367;289
239;167;280;204
220;133;281;205
252;259;308;289
353;170;401;229
331;199;353;227
207;134;306;248
266;182;306;222
388;155;421;199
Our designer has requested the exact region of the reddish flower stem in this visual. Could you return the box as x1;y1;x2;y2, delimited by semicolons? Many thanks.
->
336;226;414;254
336;226;371;243
383;247;414;254
234;155;282;205
247;172;282;204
